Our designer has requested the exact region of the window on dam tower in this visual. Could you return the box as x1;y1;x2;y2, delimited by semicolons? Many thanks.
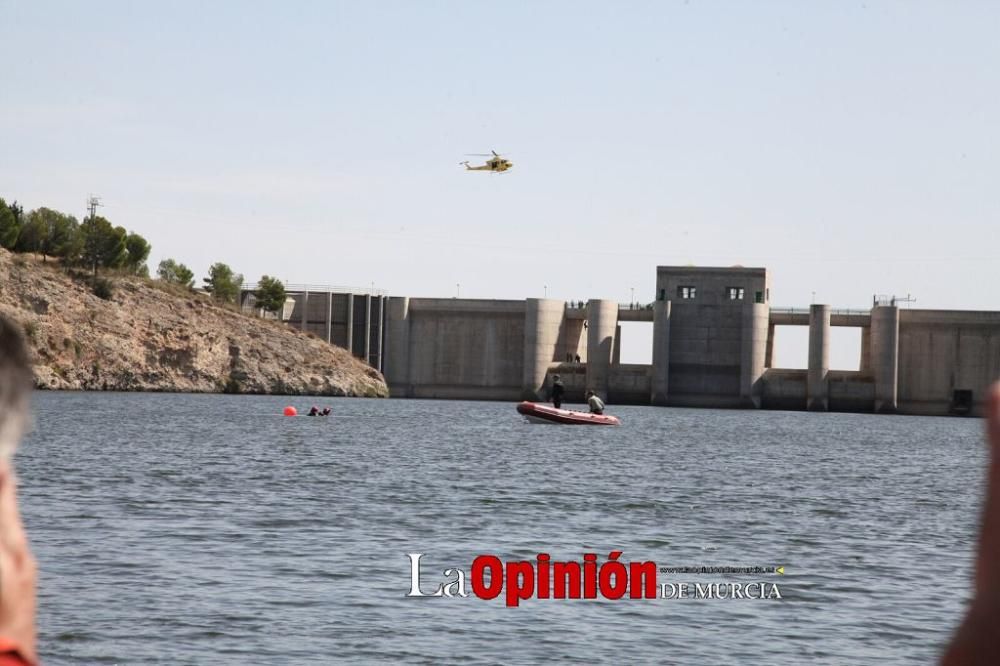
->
726;287;745;300
677;285;697;299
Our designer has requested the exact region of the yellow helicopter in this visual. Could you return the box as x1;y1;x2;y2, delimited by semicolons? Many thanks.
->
461;150;513;173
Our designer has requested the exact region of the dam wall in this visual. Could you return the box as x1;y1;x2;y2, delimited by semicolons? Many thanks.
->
385;298;528;400
608;364;652;404
897;309;1000;416
381;297;658;404
259;267;1000;417
762;368;874;412
241;285;386;369
759;304;1000;416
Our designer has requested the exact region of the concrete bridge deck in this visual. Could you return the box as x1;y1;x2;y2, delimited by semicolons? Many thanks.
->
769;308;871;327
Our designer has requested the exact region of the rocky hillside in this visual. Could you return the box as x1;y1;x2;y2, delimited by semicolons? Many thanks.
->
0;249;388;397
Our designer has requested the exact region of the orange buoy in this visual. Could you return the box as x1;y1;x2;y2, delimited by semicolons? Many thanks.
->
283;406;297;417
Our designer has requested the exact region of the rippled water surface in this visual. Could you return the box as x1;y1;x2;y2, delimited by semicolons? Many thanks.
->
17;392;988;664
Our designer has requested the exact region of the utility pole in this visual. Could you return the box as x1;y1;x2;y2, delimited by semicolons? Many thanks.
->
86;195;102;220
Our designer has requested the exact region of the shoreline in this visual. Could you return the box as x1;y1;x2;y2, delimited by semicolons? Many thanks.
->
1;250;389;399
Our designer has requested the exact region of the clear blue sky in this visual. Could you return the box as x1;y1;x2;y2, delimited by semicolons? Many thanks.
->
2;1;997;366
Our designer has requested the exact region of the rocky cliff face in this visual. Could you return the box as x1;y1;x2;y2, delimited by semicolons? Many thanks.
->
0;250;388;397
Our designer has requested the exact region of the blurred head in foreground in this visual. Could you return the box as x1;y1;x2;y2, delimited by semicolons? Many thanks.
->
0;314;37;664
0;314;32;460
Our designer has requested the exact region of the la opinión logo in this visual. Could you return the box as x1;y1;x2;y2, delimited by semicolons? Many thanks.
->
406;552;783;607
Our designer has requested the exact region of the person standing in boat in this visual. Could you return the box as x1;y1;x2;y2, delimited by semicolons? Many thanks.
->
550;374;565;409
586;390;605;415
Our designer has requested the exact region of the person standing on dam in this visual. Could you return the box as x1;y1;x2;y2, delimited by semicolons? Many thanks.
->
550;375;565;409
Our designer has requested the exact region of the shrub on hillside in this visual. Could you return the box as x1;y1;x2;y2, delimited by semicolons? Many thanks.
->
92;277;114;300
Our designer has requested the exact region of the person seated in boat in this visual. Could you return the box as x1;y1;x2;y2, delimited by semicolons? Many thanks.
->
321;407;331;416
586;390;605;415
308;406;319;416
550;374;565;409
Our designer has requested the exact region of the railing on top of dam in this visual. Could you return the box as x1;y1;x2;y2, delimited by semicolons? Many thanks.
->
770;307;871;316
240;283;388;296
564;301;655;310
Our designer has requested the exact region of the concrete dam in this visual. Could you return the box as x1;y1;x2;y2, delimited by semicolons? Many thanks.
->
262;267;1000;417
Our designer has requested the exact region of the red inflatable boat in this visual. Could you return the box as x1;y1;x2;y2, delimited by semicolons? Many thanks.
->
516;401;621;426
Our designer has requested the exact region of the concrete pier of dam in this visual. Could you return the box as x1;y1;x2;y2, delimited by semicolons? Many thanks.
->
254;268;1000;417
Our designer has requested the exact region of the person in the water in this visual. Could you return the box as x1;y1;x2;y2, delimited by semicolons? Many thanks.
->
308;406;331;417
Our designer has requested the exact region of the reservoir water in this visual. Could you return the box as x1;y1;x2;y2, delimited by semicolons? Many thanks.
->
18;392;986;664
